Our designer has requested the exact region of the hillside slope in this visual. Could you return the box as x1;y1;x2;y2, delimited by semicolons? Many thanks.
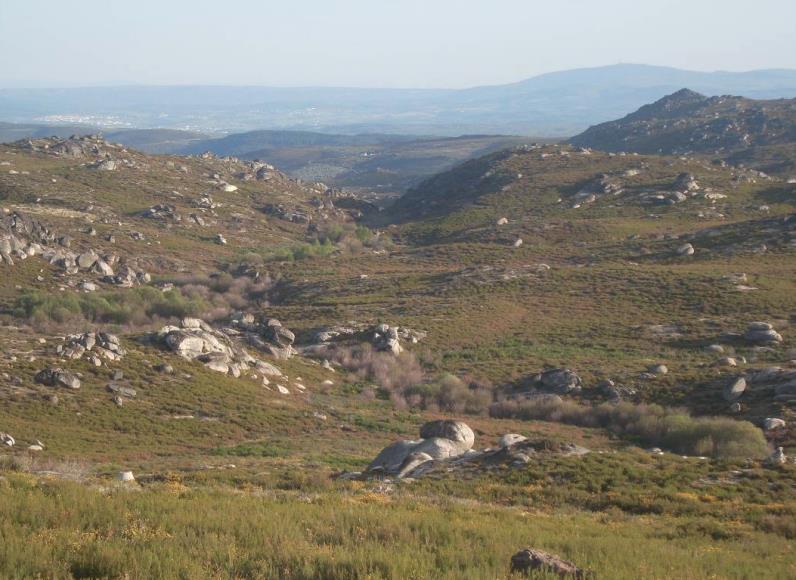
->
0;137;794;578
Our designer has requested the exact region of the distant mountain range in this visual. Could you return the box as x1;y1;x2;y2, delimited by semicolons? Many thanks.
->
2;64;796;136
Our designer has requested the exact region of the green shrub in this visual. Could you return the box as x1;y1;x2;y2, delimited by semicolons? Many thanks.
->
490;399;768;459
13;287;207;328
265;240;335;262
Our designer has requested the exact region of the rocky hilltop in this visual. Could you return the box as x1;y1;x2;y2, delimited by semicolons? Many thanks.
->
569;89;796;174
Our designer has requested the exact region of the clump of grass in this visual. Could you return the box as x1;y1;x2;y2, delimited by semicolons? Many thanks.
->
490;398;768;459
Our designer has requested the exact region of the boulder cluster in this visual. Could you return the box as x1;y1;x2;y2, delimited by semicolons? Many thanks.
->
57;332;125;366
571;173;623;208
303;322;426;358
0;211;54;265
228;313;297;360
1;210;149;288
142;204;181;221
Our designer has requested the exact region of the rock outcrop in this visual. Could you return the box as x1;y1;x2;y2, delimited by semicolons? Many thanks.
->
228;314;297;359
366;420;476;477
359;422;589;481
155;318;285;380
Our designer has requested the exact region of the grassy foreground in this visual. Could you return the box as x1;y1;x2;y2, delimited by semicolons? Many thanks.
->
0;472;794;579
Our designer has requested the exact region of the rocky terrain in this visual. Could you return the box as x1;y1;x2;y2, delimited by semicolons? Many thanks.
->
0;116;794;578
570;89;796;176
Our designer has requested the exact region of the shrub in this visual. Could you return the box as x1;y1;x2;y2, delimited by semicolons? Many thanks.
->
328;346;492;414
13;287;207;329
489;399;768;459
264;240;335;262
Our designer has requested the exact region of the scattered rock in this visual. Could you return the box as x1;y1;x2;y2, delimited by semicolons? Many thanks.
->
763;418;786;431
499;434;527;448
743;322;783;345
723;376;747;402
766;447;787;467
538;368;582;395
34;367;81;389
117;470;136;482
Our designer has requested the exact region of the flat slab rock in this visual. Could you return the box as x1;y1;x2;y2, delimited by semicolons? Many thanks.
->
510;548;592;578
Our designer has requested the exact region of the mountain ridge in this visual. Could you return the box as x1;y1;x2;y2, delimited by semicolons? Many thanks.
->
3;64;796;136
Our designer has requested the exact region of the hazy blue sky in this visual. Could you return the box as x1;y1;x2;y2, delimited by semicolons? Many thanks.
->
1;0;794;88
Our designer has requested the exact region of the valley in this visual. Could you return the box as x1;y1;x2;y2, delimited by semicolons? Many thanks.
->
1;86;795;576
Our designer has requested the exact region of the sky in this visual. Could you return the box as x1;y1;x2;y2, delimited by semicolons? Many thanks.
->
0;0;794;89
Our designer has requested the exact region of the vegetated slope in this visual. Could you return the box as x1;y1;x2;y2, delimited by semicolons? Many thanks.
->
570;89;796;174
1;136;795;578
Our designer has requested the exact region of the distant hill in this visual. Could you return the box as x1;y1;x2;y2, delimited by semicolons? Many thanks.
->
180;130;417;157
3;64;796;136
183;130;540;198
104;128;209;153
569;89;796;175
0;121;96;142
0;122;209;154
